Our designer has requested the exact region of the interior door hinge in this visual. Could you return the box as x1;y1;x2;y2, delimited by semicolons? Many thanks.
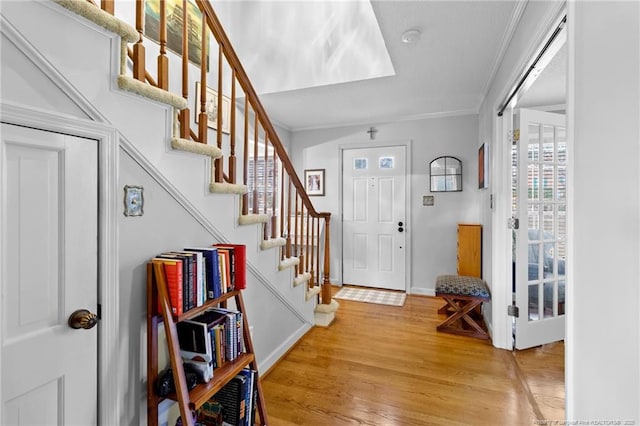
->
97;303;102;320
508;217;519;230
507;305;519;318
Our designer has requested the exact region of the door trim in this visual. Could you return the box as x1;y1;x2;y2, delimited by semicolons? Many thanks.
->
1;103;120;426
338;140;413;292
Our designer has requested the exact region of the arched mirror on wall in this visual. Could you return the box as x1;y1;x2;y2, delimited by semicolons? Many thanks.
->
430;156;462;192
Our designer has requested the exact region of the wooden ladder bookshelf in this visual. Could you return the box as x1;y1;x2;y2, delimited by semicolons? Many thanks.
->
147;261;268;426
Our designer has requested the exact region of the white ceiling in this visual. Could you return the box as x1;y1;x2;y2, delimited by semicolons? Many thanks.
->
214;1;524;131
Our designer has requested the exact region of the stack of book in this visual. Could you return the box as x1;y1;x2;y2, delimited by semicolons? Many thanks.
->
151;244;246;317
175;307;245;383
195;368;257;426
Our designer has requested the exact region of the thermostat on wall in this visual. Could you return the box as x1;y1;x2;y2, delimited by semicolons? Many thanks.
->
423;195;434;206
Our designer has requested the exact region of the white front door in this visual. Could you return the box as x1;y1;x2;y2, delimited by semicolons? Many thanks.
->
1;124;99;425
514;109;567;349
342;146;406;291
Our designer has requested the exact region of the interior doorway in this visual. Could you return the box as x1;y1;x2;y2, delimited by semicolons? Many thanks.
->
497;10;567;420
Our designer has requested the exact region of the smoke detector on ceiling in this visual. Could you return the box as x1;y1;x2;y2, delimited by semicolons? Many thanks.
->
401;29;421;44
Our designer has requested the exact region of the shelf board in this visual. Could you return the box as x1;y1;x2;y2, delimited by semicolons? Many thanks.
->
165;352;255;409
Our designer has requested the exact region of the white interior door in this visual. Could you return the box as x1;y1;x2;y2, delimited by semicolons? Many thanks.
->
342;146;406;291
1;124;99;425
514;109;567;349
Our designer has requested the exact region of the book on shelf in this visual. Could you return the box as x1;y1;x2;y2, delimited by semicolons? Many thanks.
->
184;247;221;300
151;257;184;316
213;373;248;426
167;251;200;309
238;368;256;426
156;252;192;312
216;248;231;293
180;250;205;307
213;244;246;290
189;309;230;368
207;307;243;361
212;323;225;367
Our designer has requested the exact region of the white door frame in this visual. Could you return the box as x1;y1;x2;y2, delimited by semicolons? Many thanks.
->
0;103;120;425
490;5;567;350
338;140;413;292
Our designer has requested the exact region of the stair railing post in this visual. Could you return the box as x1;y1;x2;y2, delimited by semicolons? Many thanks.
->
321;214;332;304
132;0;145;81
157;0;169;90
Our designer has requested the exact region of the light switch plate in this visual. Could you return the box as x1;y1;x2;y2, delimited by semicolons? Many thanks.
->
124;185;144;216
423;195;434;206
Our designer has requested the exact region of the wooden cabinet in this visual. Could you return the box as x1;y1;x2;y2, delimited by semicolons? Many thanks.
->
146;262;268;426
457;224;482;278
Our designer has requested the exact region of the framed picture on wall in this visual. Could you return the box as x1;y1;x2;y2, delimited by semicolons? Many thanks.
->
304;169;325;196
195;81;231;134
478;143;489;189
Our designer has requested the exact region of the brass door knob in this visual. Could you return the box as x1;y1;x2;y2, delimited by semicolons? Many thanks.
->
68;309;98;330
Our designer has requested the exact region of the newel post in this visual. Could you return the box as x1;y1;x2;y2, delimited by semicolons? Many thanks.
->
321;214;332;304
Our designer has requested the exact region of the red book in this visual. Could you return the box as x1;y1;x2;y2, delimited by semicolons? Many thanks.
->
152;258;183;316
213;244;246;290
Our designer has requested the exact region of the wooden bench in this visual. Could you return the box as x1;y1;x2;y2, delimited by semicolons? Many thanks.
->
435;275;491;340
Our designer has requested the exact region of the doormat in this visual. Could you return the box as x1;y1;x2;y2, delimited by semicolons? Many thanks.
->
334;287;406;307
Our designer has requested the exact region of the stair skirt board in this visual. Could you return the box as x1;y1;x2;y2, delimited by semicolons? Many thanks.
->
53;0;138;43
209;181;248;195
238;214;270;226
294;272;312;287
279;257;300;271
171;137;222;158
261;237;286;250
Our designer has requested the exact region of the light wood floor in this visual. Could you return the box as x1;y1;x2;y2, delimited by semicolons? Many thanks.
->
261;290;564;425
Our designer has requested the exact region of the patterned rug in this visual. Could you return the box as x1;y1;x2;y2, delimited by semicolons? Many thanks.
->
334;286;406;307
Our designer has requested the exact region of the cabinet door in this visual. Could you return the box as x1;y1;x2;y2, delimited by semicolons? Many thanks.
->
457;224;482;277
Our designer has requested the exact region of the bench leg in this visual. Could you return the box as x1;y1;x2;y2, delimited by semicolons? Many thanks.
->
436;296;489;339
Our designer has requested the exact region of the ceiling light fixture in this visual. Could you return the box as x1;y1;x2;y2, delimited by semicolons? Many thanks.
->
401;29;421;44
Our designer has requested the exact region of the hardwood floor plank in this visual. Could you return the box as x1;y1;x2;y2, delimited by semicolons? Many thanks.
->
262;292;563;425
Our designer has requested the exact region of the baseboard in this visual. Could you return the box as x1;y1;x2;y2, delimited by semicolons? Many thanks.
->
258;322;313;376
410;287;436;297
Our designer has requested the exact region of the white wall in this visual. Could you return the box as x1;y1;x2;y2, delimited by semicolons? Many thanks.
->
290;114;480;295
566;1;640;421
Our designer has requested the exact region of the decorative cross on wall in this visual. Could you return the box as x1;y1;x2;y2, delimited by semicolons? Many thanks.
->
367;127;378;140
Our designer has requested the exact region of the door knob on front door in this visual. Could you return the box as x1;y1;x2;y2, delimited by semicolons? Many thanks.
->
68;309;98;330
398;227;404;232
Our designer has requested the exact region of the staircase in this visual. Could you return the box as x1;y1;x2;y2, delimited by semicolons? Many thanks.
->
56;0;337;318
1;0;337;393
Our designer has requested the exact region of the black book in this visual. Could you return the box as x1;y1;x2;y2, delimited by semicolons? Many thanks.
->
213;374;247;426
168;251;197;311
